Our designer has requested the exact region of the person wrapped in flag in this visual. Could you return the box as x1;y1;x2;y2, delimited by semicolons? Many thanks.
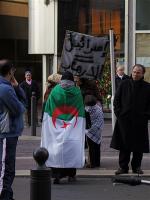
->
41;71;85;184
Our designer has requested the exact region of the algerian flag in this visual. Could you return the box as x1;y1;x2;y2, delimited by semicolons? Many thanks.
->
41;84;85;168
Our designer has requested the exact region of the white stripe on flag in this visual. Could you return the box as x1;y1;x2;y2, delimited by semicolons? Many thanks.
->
41;113;85;168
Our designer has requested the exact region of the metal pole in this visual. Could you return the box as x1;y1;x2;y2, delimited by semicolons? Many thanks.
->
30;147;51;200
109;29;116;131
124;0;129;75
31;92;36;136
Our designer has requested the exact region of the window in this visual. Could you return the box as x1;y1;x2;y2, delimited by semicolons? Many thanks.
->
58;0;125;57
136;0;150;30
136;33;150;82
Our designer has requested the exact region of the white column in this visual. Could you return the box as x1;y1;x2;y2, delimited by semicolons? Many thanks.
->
42;55;47;101
109;29;116;131
28;0;55;54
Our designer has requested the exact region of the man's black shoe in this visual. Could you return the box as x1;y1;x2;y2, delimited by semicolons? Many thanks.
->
132;168;144;174
115;168;129;175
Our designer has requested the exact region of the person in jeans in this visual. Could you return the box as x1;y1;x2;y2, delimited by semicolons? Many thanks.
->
0;59;26;200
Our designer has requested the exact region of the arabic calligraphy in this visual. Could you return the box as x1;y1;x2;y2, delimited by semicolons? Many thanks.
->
60;30;109;79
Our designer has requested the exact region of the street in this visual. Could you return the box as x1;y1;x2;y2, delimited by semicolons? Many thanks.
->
13;177;150;200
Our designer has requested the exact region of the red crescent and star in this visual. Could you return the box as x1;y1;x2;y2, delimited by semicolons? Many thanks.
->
52;105;79;129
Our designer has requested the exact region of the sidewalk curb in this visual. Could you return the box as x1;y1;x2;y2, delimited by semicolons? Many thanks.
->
15;170;150;178
19;135;41;141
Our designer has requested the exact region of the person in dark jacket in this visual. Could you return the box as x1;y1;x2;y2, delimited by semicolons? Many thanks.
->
20;70;40;126
110;64;150;175
0;59;26;200
79;78;102;103
115;64;129;89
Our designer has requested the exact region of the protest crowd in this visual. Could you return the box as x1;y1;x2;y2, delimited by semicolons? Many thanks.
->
1;57;150;198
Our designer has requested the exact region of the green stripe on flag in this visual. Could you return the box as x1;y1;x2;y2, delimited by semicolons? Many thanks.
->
45;84;85;120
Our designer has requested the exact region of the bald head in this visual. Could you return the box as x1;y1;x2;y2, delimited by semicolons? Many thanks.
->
132;64;145;81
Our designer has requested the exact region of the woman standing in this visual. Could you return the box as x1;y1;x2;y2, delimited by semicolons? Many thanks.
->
84;95;104;168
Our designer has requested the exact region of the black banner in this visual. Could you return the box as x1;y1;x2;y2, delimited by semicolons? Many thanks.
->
60;30;109;80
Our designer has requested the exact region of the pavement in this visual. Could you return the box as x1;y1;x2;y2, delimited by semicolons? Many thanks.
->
16;119;150;178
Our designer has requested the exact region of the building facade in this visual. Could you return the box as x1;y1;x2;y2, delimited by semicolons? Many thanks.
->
1;0;150;94
0;0;42;83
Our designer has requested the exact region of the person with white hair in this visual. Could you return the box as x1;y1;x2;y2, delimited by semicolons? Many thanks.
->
115;64;129;89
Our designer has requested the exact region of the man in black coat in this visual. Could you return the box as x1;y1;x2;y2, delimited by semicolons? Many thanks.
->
110;64;150;175
115;64;129;89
